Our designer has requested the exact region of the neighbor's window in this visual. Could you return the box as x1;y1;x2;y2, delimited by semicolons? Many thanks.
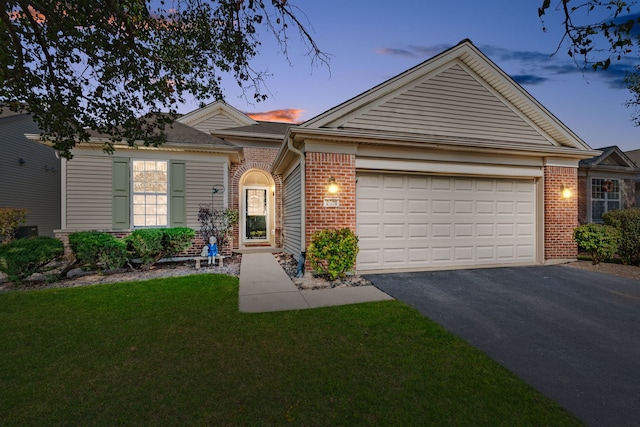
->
591;178;620;223
132;160;168;227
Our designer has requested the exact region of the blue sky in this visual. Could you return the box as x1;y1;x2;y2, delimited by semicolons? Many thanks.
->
180;1;640;152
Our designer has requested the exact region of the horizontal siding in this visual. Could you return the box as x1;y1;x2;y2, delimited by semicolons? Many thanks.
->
0;115;61;236
344;64;549;145
190;114;241;134
66;155;112;230
185;160;225;229
283;164;302;256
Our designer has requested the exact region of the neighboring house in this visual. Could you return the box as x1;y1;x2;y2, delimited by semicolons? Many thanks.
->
40;39;600;272
624;148;640;206
0;111;61;238
578;146;639;224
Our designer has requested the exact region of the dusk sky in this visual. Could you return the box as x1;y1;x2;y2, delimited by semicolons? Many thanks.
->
180;1;640;152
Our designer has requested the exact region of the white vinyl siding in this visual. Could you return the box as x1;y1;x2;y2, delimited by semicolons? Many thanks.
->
65;155;113;230
356;172;537;271
344;64;549;145
283;164;302;256
188;114;244;134
185;161;225;229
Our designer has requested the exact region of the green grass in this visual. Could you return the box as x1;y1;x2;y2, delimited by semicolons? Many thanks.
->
0;275;581;426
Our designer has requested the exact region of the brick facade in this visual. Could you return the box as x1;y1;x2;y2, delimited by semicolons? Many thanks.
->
544;166;578;260
577;175;587;224
304;152;357;248
623;178;636;210
228;146;283;249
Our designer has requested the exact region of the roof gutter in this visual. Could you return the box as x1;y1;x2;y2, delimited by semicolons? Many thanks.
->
287;135;306;254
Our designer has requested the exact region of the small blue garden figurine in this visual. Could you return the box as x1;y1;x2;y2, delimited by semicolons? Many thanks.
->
207;236;218;266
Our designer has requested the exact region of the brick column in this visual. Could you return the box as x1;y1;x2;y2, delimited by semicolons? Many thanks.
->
544;166;578;260
304;152;357;248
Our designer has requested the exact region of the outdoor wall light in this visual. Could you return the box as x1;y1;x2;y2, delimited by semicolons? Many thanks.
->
561;185;572;199
327;176;339;194
18;157;25;165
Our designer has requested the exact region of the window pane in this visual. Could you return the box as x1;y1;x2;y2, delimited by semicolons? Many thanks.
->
132;160;168;228
133;215;145;227
247;189;266;216
592;200;605;222
592;179;604;199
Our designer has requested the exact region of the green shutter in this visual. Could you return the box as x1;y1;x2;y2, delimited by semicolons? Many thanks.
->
112;158;130;229
170;161;186;227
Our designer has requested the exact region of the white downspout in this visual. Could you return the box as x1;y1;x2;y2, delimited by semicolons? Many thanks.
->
60;157;67;230
287;136;305;255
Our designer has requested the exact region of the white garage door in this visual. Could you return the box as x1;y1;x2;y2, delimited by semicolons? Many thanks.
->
356;172;537;271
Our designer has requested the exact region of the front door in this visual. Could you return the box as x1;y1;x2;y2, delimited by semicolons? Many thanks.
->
244;187;268;242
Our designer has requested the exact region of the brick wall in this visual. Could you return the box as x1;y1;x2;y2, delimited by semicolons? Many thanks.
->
623;178;636;209
544;166;578;260
577;175;587;224
304;152;356;248
228;146;282;249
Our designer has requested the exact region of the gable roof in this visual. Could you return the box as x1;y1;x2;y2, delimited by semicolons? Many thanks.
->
210;121;290;142
27;114;243;161
581;146;640;171
84;115;236;147
177;100;257;132
299;39;593;153
625;148;640;168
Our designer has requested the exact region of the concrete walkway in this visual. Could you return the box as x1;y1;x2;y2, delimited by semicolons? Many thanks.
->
238;252;393;313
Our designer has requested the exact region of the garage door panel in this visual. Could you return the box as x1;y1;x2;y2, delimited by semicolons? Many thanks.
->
357;173;537;271
383;199;406;214
408;199;429;213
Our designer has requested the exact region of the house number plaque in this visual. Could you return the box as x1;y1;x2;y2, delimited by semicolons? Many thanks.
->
323;198;340;207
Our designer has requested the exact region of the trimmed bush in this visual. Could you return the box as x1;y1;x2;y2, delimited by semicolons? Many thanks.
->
0;237;64;283
307;228;359;281
603;208;640;265
126;227;195;269
573;224;621;265
0;208;28;243
68;231;128;271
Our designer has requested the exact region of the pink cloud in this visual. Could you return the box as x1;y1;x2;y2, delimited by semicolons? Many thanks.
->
246;109;304;123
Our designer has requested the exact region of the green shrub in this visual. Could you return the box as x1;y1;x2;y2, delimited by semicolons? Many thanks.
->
0;237;64;283
307;228;359;281
573;224;621;265
603;208;640;265
163;227;196;255
0;208;28;243
126;227;195;269
68;231;128;271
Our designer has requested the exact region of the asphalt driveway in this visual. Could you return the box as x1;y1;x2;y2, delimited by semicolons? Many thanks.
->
365;265;640;427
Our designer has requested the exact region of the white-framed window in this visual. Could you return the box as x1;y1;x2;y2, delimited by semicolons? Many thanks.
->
132;160;168;227
591;178;621;223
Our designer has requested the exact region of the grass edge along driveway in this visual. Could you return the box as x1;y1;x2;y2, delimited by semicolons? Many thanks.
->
0;274;581;426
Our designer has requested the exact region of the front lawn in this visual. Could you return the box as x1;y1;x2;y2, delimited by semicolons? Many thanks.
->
0;275;581;425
